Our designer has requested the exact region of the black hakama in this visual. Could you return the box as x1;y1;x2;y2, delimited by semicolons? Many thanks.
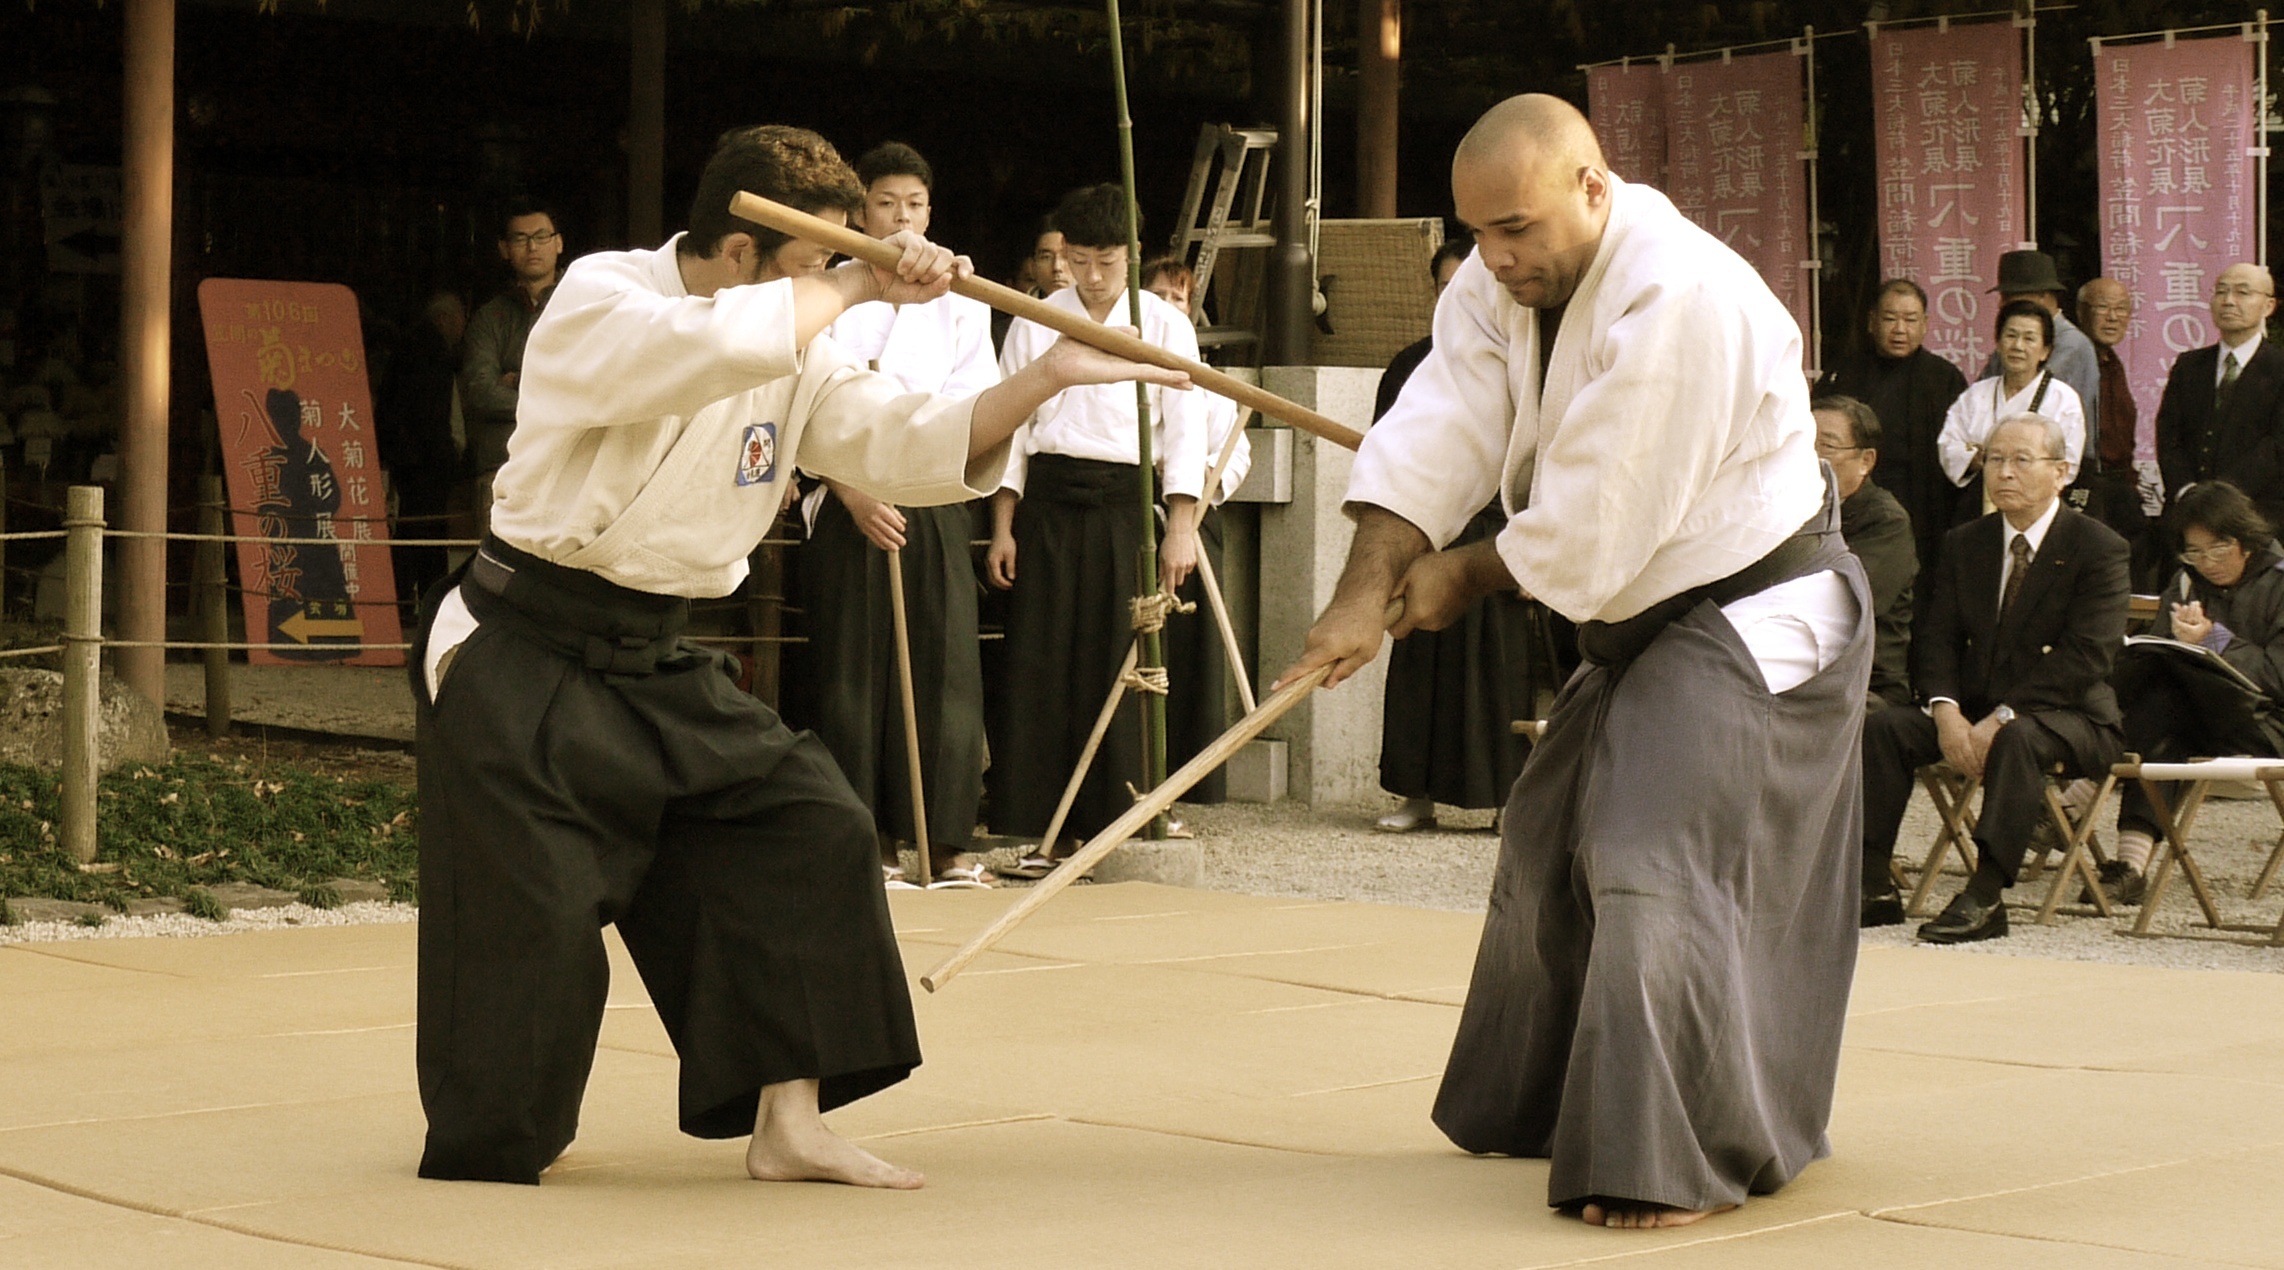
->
801;496;986;862
412;539;920;1185
1431;503;1868;1213
1378;501;1547;809
988;455;1148;840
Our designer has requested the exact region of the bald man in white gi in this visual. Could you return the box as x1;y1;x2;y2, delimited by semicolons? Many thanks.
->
1281;95;1870;1229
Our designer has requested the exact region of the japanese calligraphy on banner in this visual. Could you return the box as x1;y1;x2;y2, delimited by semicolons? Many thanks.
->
1662;51;1811;353
2096;35;2257;463
1587;63;1668;190
1869;20;2026;375
196;279;404;667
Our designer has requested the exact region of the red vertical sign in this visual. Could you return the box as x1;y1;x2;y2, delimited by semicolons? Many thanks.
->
1588;62;1669;191
2096;34;2259;465
1869;20;2028;376
1662;51;1812;359
196;280;404;667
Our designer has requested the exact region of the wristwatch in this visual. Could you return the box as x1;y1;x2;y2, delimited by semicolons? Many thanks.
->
1992;705;2017;725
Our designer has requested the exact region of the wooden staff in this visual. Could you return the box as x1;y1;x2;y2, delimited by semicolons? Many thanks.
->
918;599;1405;992
727;191;1365;452
1192;405;1258;712
885;545;932;886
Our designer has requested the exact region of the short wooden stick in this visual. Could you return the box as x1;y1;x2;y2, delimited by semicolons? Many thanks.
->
726;191;1364;451
1193;548;1255;714
885;544;932;886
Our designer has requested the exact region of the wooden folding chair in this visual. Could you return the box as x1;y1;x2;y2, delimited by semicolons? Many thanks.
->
2117;758;2284;938
1908;764;1980;917
2033;771;2117;924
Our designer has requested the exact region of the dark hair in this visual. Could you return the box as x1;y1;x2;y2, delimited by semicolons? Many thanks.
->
498;197;560;239
1140;254;1191;289
1431;239;1472;279
1810;394;1882;451
680;125;865;259
1874;278;1927;310
1053;183;1135;250
2173;479;2275;554
1994;298;2054;349
855;141;932;193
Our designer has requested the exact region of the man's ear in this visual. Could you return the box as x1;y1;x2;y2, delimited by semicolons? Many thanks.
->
497;239;513;264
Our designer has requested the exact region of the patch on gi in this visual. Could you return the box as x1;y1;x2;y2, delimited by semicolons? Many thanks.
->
736;423;778;486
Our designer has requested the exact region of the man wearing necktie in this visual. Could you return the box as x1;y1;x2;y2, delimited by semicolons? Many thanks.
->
1858;414;2130;943
2156;264;2284;531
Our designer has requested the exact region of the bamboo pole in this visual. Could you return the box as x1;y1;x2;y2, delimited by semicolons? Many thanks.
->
61;485;105;865
725;192;1364;451
1107;0;1171;832
919;598;1405;992
885;545;932;886
196;474;231;737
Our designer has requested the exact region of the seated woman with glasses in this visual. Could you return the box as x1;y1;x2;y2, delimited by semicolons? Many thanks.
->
1937;299;2087;523
2107;479;2284;901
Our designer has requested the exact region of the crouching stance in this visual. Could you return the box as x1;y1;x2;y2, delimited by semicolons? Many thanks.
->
411;125;1185;1187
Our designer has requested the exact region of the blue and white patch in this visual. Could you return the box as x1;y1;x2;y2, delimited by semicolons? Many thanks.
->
736;423;778;486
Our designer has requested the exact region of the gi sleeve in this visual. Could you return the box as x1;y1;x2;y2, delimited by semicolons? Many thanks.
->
995;316;1056;496
944;297;1003;398
795;336;1009;508
517;263;801;431
1149;298;1211;503
1343;254;1512;547
1938;385;1980;486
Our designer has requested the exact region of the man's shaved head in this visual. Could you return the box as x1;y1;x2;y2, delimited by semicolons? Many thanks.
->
1449;94;1614;310
1455;94;1608;174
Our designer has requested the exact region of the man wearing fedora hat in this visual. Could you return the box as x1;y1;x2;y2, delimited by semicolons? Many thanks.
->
1980;250;2104;461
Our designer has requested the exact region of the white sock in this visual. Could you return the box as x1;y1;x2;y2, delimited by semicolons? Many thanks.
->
2116;830;2155;874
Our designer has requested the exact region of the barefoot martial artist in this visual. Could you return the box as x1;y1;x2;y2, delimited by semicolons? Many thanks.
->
411;125;1185;1188
1281;96;1869;1230
803;141;1001;887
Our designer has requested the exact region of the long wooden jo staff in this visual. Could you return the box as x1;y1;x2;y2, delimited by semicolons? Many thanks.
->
727;191;1366;452
919;599;1405;993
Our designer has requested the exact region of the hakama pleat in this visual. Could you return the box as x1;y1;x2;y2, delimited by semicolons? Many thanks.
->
1161;504;1230;803
1431;562;1869;1212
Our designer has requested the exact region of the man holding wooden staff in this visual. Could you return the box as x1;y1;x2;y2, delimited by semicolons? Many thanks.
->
1280;95;1870;1229
411;124;1186;1189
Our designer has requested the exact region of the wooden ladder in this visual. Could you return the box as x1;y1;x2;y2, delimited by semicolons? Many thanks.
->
1169;123;1278;356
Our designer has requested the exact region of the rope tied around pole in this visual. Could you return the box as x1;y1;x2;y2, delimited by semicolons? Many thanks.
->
1120;664;1172;696
1129;589;1195;635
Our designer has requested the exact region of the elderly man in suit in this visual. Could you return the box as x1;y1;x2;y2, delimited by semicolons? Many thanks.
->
2156;263;2284;528
1859;413;2130;941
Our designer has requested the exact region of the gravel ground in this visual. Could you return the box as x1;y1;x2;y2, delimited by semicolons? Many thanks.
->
0;899;416;944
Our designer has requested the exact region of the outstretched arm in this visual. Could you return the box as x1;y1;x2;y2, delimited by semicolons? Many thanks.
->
1272;506;1432;690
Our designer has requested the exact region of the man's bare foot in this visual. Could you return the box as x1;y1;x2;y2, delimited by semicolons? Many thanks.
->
1578;1199;1737;1230
746;1079;923;1190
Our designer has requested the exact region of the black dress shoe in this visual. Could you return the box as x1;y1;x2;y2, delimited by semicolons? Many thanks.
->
1917;891;2009;944
1861;886;1906;928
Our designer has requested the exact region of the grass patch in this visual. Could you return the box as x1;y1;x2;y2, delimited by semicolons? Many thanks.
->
75;911;104;928
182;888;227;922
0;753;418;912
0;896;14;926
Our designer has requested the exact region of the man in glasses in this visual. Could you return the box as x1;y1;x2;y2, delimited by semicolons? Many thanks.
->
1814;395;1915;712
461;199;566;518
2156;263;2284;531
1860;413;2130;941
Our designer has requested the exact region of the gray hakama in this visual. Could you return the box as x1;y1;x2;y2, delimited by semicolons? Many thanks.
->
1431;515;1869;1213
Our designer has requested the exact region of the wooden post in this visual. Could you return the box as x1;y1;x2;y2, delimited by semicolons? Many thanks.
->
1356;0;1400;218
885;546;932;886
628;0;666;248
196;473;230;737
61;485;105;866
116;0;174;710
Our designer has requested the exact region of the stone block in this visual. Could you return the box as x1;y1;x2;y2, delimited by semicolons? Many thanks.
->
1255;366;1387;806
0;669;170;775
1088;840;1204;888
1224;739;1289;803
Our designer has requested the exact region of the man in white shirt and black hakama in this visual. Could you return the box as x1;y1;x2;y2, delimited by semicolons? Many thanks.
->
411;126;1186;1189
802;142;1001;887
986;185;1211;874
1281;96;1870;1230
